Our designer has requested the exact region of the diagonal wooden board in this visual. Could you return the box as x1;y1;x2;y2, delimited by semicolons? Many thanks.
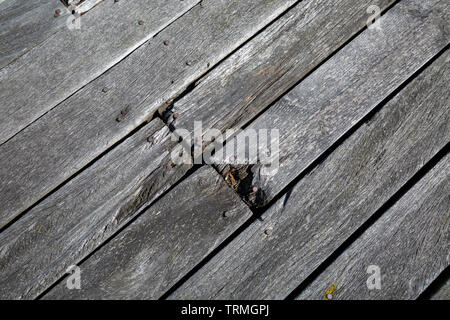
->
43;166;253;300
0;0;73;69
296;154;449;300
213;0;450;206
0;0;200;145
0;118;191;299
170;0;399;150
0;0;298;229
168;49;450;300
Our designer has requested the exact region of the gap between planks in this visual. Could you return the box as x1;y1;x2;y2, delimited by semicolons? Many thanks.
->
0;0;300;230
167;46;450;299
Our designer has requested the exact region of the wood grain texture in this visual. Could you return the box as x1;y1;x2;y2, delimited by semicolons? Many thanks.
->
74;0;104;14
171;0;398;148
168;49;450;300
296;155;449;300
43;166;253;300
214;0;450;206
0;118;191;300
0;0;298;229
0;0;200;145
0;0;70;69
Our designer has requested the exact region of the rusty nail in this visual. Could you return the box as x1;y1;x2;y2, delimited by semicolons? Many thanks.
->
223;211;232;218
138;20;144;25
116;116;124;122
163;40;169;46
264;228;272;236
147;136;154;143
102;87;109;93
186;60;192;66
121;109;128;116
173;113;179;119
55;9;61;14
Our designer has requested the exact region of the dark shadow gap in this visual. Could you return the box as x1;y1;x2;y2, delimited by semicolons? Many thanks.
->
0;0;201;147
36;162;202;300
0;117;157;235
254;43;449;215
0;0;310;234
159;42;449;299
286;143;449;299
418;266;449;300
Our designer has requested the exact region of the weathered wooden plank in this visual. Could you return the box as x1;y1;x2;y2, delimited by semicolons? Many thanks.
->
170;0;399;150
296;155;449;300
0;0;107;69
168;49;450;300
0;0;200;145
43;166;252;300
0;0;298;229
212;0;450;206
0;0;70;69
0;118;191;299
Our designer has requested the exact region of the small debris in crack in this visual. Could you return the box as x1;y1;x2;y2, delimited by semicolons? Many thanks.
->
223;165;267;208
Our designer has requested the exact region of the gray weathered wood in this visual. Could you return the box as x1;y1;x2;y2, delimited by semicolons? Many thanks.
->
0;0;200;145
43;166;252;300
213;0;450;206
74;0;104;14
296;155;449;300
0;0;298;228
170;0;399;150
0;118;191;299
168;49;450;300
0;0;71;69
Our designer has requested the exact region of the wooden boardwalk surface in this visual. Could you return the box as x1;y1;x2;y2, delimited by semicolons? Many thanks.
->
0;0;448;300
